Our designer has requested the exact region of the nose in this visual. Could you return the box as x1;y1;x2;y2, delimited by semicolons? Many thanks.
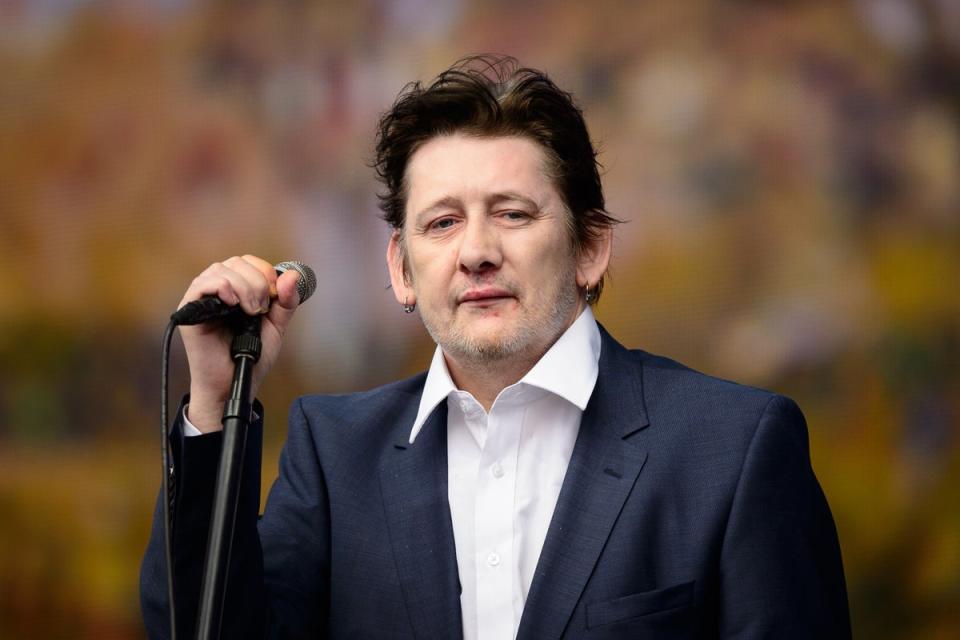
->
458;215;502;276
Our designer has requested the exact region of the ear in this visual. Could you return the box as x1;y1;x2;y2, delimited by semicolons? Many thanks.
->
575;223;614;289
386;230;415;305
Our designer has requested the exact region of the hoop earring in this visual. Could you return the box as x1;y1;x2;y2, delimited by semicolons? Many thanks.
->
402;297;416;313
584;284;597;304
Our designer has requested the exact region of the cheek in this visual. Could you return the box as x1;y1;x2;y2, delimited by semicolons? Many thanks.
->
408;249;457;293
523;235;572;269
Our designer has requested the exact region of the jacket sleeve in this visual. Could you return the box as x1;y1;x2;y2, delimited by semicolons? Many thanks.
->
139;398;268;639
718;395;851;639
140;397;333;639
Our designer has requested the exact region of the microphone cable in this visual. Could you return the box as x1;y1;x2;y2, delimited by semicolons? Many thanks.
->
161;319;178;639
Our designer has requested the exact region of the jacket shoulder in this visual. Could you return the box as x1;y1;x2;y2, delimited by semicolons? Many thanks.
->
615;344;809;472
618;340;790;432
639;349;775;403
294;371;426;419
279;372;427;458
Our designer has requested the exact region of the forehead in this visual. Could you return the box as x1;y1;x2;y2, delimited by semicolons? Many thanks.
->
403;134;560;216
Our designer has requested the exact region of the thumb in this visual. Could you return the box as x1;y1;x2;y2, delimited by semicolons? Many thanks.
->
267;269;301;332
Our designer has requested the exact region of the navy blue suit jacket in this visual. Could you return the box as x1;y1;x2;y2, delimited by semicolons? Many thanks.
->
141;328;850;638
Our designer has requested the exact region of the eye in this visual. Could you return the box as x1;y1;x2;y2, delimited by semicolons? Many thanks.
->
499;210;534;224
428;217;458;231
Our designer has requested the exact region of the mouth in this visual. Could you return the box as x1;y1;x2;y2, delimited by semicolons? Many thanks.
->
458;288;515;306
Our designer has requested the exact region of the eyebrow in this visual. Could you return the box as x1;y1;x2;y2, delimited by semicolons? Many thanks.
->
414;192;541;225
488;192;540;210
414;196;461;227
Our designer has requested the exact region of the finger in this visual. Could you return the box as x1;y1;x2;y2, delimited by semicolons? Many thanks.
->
274;269;301;309
222;257;274;313
239;255;279;298
178;273;241;311
178;262;244;309
180;261;263;316
266;269;301;335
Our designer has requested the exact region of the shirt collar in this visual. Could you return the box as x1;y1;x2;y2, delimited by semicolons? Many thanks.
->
408;306;601;444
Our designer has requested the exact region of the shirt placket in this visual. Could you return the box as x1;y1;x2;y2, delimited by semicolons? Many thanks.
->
473;400;522;640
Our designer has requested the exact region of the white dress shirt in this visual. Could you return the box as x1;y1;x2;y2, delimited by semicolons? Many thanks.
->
409;307;601;640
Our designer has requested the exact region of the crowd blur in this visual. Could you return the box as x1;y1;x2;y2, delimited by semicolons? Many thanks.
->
1;0;957;637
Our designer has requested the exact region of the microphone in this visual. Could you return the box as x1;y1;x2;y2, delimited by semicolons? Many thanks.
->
171;261;317;326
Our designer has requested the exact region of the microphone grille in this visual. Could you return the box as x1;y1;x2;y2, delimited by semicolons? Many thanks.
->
274;261;317;304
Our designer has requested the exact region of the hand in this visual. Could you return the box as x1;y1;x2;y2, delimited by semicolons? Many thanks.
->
176;255;301;433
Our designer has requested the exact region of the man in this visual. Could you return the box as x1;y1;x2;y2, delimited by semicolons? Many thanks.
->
142;56;851;639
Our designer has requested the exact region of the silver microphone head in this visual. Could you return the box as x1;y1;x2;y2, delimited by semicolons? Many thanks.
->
274;261;317;304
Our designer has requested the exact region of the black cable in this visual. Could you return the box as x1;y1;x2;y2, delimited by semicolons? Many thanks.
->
161;320;178;639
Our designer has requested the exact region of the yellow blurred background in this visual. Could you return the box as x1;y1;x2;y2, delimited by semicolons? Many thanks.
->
1;0;958;637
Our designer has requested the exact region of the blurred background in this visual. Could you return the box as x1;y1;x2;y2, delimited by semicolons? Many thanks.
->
1;0;958;637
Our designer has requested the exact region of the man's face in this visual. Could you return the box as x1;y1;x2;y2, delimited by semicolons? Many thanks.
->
388;133;597;367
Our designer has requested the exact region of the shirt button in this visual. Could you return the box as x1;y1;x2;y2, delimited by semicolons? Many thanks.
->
486;552;501;567
491;462;505;478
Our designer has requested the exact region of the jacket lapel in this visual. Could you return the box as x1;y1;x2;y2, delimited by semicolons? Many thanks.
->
518;329;650;640
379;401;463;640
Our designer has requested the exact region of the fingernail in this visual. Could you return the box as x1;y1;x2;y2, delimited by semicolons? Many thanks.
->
258;305;270;314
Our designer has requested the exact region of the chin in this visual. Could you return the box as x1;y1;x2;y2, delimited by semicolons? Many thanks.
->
446;325;538;363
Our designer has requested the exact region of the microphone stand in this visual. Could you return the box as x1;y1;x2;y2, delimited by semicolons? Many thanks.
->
195;312;262;640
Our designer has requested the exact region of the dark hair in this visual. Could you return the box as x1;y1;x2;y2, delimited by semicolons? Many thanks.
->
374;55;618;299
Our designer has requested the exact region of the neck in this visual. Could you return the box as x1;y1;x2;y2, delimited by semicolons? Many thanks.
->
443;352;539;412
